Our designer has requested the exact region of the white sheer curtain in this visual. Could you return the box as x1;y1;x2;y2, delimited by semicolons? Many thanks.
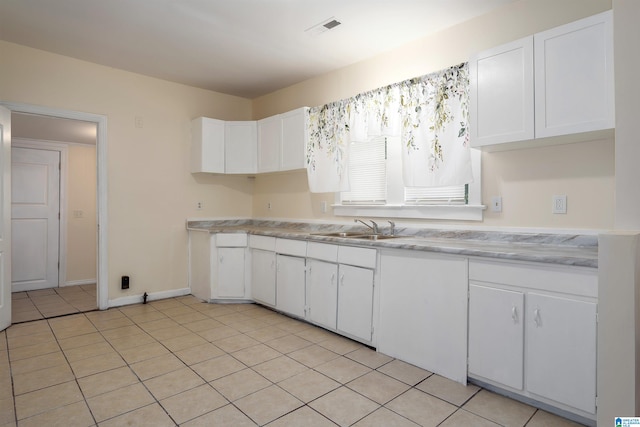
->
306;63;472;193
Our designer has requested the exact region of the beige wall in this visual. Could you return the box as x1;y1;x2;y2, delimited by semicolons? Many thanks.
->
66;144;97;284
0;40;254;300
251;0;614;231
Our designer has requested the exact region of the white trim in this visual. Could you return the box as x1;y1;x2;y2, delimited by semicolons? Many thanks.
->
1;102;109;310
12;138;70;289
61;279;96;287
108;287;190;308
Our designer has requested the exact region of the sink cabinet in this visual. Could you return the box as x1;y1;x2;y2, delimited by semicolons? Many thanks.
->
275;238;307;319
249;235;277;307
468;259;597;420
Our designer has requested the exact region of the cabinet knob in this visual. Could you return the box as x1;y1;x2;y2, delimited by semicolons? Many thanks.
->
533;308;541;327
511;306;518;323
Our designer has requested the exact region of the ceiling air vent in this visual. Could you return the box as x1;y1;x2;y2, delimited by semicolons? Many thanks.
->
305;17;342;37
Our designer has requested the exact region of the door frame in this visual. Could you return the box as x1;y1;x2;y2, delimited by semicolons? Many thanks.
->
12;140;69;289
1;102;108;310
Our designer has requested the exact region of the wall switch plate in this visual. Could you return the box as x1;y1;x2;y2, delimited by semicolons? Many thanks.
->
321;201;327;213
552;195;567;214
491;196;502;212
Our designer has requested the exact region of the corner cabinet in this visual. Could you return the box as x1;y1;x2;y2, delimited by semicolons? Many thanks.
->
191;117;257;174
257;107;308;173
470;10;613;150
468;259;597;422
188;231;251;302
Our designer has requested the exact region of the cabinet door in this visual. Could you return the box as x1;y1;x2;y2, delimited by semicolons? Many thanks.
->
525;293;597;414
306;259;338;330
217;247;245;298
257;115;281;173
225;121;257;174
337;264;374;342
191;117;225;173
276;254;306;318
534;11;613;138
468;284;524;390
251;249;276;306
470;36;534;147
281;108;308;171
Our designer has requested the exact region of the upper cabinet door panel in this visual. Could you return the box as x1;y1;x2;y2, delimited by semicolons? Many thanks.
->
534;11;613;138
257;115;282;173
281;107;308;171
470;36;534;147
191;117;225;173
225;121;257;174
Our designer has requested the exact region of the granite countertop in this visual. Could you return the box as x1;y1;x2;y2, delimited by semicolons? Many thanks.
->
186;219;598;268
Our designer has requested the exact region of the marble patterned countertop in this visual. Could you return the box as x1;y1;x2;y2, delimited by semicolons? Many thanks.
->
186;219;598;268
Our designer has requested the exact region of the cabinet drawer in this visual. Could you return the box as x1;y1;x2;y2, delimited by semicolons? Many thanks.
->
338;246;376;269
275;238;307;256
215;233;247;247
307;242;338;262
469;259;597;298
249;235;276;251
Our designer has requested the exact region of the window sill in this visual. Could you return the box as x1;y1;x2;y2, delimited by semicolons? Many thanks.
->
332;204;486;221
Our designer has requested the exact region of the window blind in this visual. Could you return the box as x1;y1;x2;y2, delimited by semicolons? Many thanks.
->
341;137;386;204
404;184;468;204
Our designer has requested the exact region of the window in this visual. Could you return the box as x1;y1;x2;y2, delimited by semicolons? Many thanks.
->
334;136;483;220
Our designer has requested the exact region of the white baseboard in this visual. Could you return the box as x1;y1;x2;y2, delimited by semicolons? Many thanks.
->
108;287;190;308
61;279;96;287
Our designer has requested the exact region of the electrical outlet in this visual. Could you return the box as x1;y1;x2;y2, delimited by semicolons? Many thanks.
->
321;201;327;213
267;202;272;210
491;196;502;213
552;195;567;214
196;201;203;210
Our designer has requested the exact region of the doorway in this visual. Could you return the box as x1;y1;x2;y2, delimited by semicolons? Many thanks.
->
1;102;109;319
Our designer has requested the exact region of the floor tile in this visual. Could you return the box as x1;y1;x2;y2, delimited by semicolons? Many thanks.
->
8;341;60;362
5;321;50;338
266;406;337;427
14;381;84;420
287;344;339;368
9;351;67;375
160;384;228;424
181;403;256;427
278;370;340;403
353;407;419;427
63;341;113;362
377;359;432;386
232;343;282;366
416;374;480;406
7;332;55;349
196;325;241;342
463;390;537;427
191;354;246;381
13;363;75;395
174;342;225;366
130;353;186;381
69;351;125;378
86;382;155;422
245;325;290;342
211;368;272;401
252;355;308;383
315;356;371;384
234;385;303;425
386;388;457;427
182;318;223;333
317;334;363;355
118;341;170;364
143;366;205;400
97;402;175;427
77;366;139;398
439;409;501;427
347;371;411;405
214;333;260;353
266;334;313;354
57;332;105;351
16;400;94;427
309;386;379;426
159;332;208;352
525;410;585;426
346;347;394;369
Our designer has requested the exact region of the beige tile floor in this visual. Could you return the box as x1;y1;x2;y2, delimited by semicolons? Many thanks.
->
0;296;586;426
11;284;97;323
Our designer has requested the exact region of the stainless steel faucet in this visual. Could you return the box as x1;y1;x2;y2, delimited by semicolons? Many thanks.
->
388;220;396;236
354;219;379;234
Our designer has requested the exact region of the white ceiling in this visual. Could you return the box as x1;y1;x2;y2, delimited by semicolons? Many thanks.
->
0;0;518;99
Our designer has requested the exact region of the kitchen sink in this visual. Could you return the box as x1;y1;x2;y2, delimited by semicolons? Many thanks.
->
351;234;401;240
312;232;401;240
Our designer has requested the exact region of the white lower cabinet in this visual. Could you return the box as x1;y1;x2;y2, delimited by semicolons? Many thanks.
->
306;259;338;330
468;259;598;421
378;249;468;384
216;247;245;298
276;254;306;319
251;249;276;306
337;264;374;342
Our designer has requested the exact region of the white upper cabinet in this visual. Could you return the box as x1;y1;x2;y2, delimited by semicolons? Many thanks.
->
470;37;534;146
470;10;613;150
191;117;225;173
225;121;257;174
257;107;308;173
191;118;257;174
281;107;308;171
257;114;282;173
534;11;614;138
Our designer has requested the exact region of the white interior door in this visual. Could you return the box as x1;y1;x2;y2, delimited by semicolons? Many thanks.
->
0;107;12;331
11;146;60;292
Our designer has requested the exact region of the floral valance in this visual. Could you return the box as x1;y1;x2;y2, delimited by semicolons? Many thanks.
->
306;62;473;193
